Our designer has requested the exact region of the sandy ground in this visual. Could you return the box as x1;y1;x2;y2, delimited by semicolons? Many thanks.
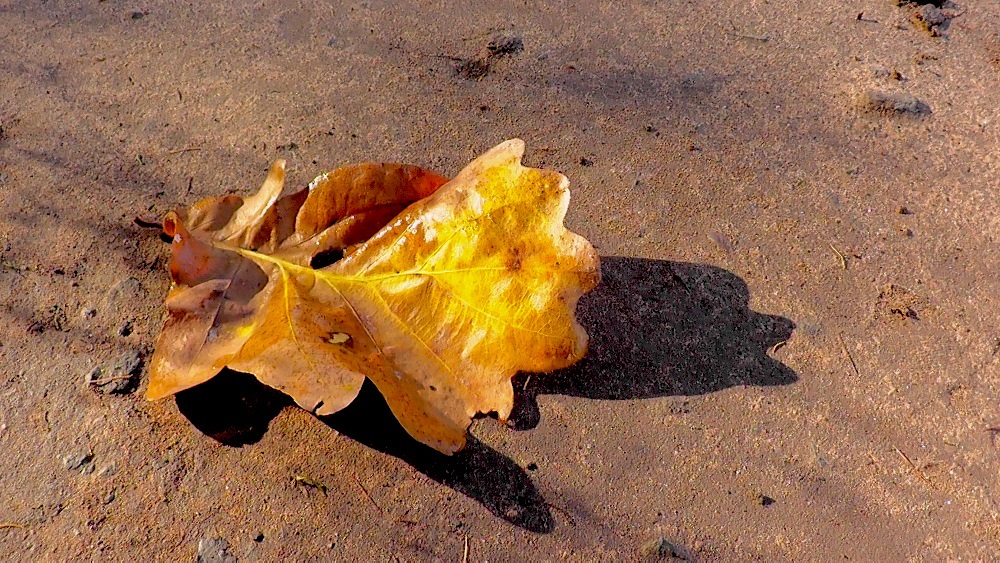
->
2;0;1000;560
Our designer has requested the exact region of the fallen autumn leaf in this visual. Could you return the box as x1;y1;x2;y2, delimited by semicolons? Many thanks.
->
148;139;600;453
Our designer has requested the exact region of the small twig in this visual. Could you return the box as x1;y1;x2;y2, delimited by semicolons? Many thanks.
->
731;32;770;42
88;374;134;386
433;54;467;63
894;446;932;485
727;21;770;42
0;523;24;530
769;340;788;355
829;244;848;270
522;375;532;392
133;215;162;229
462;535;469;563
838;333;860;376
166;147;202;155
352;475;385;513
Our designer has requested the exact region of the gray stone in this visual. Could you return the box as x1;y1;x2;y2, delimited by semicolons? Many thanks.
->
108;350;142;394
62;452;95;474
860;90;931;117
644;537;688;560
87;349;142;395
97;462;118;477
84;366;103;385
197;537;237;563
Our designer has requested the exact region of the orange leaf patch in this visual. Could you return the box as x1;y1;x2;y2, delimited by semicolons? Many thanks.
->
148;139;600;453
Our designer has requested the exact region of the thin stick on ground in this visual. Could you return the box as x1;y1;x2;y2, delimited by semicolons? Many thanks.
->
894;446;933;486
830;244;848;270
838;333;860;376
352;475;385;514
88;374;134;386
726;21;770;42
0;523;24;530
462;535;469;563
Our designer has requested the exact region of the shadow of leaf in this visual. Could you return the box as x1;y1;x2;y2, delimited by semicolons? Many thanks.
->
320;381;554;533
510;257;796;429
175;374;554;532
171;256;796;533
176;370;292;446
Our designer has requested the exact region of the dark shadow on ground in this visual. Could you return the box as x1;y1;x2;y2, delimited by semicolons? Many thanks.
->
319;381;554;532
509;257;796;429
176;370;292;446
173;256;796;533
176;373;554;532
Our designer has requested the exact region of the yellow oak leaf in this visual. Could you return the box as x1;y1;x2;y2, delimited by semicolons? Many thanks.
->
148;139;600;453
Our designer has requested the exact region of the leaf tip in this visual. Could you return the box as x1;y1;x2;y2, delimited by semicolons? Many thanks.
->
162;211;182;238
502;137;525;153
144;377;172;401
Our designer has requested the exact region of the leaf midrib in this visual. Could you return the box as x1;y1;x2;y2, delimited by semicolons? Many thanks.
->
238;248;576;341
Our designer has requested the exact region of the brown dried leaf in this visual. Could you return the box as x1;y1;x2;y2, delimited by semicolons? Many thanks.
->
148;140;600;453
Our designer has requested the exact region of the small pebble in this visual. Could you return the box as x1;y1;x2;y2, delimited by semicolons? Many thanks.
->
81;307;97;320
912;4;947;34
487;34;524;57
860;90;931;117
97;462;118;477
62;452;95;474
645;537;687;560
88;350;143;395
110;350;142;394
84;366;103;384
117;321;133;337
196;537;237;563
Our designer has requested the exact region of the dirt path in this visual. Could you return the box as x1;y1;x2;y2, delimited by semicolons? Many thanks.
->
2;0;998;559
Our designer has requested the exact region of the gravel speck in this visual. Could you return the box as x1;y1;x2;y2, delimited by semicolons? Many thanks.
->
860;90;931;117
644;537;688;560
88;349;143;394
197;537;237;563
62;452;95;474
